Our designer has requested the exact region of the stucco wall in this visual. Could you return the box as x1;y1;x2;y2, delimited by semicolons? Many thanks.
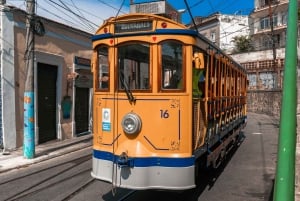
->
247;90;282;118
11;8;92;147
1;6;16;150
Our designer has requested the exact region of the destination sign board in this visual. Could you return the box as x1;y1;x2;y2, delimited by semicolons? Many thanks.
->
114;21;152;33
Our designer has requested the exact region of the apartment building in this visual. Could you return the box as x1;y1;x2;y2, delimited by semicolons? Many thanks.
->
239;0;292;90
192;13;249;54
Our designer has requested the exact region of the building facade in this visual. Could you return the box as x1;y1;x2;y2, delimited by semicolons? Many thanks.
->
191;13;249;54
231;0;300;117
0;2;93;150
240;0;291;90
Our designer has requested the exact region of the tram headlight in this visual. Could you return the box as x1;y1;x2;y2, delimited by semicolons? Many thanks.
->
121;113;142;135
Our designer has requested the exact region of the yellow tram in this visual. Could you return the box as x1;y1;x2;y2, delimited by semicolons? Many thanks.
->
91;13;247;190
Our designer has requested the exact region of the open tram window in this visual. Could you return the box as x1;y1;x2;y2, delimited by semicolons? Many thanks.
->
192;47;206;98
97;45;109;90
117;43;150;90
161;41;184;90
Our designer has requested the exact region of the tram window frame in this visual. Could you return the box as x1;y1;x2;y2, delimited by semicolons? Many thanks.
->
160;40;185;91
117;42;151;91
96;45;109;91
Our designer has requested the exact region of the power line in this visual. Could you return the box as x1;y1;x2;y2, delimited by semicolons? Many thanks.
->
47;0;99;29
219;2;281;41
58;0;95;31
96;0;126;15
190;0;205;9
45;1;95;32
37;3;95;33
114;0;125;17
184;0;198;31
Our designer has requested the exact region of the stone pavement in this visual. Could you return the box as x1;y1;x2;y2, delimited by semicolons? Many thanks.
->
0;134;92;173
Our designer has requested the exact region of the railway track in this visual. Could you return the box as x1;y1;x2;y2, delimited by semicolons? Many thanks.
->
0;146;139;201
1;151;93;201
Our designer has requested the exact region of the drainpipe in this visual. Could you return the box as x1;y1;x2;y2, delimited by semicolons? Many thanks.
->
273;0;298;200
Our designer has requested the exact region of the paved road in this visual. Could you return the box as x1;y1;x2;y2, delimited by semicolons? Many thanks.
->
194;112;278;201
0;112;278;201
115;112;278;201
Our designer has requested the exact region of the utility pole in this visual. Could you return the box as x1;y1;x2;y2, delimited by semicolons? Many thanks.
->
273;0;298;200
268;0;276;62
23;0;35;159
268;0;277;88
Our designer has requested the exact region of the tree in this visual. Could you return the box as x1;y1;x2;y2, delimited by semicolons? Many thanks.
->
232;35;253;53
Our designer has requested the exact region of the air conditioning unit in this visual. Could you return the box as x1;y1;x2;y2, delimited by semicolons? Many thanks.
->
130;1;181;22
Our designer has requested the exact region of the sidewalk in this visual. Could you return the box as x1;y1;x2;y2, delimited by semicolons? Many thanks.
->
0;134;92;174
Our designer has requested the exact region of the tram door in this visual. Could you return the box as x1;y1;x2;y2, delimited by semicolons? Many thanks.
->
75;87;89;134
37;63;57;144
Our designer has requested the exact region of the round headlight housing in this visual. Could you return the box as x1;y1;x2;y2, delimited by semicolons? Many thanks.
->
121;113;142;135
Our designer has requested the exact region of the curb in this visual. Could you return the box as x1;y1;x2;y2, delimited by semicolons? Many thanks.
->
0;135;92;174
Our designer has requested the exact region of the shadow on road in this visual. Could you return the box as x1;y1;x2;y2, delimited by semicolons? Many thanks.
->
181;133;247;201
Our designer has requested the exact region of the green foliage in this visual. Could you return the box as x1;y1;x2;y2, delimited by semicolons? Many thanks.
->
232;35;253;53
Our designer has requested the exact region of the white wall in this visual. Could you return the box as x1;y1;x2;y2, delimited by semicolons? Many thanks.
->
0;5;16;150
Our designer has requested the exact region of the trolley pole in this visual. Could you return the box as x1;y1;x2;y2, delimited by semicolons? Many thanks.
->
273;0;298;200
23;0;35;159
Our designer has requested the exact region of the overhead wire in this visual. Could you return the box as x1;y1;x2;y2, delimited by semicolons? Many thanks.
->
58;0;95;31
114;0;125;17
189;0;205;9
10;0;278;50
37;1;86;30
190;0;281;44
219;2;281;42
182;0;282;53
46;0;98;32
39;0;93;31
96;0;127;15
183;0;198;31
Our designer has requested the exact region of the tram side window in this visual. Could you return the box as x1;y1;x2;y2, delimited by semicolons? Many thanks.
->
97;46;109;90
161;41;183;90
118;43;150;90
193;47;206;98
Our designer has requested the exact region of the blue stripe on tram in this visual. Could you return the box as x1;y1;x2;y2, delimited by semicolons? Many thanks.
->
93;150;195;168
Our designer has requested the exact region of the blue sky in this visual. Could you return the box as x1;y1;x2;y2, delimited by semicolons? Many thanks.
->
135;0;254;24
6;0;254;33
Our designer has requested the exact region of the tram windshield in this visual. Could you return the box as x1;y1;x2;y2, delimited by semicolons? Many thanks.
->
161;41;183;89
118;43;150;90
97;45;109;90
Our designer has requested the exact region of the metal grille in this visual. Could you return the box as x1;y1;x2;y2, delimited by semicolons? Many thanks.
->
135;3;160;14
192;101;199;149
130;1;178;15
192;100;206;149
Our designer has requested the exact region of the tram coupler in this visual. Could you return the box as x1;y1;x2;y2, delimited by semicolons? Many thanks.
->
117;152;134;168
